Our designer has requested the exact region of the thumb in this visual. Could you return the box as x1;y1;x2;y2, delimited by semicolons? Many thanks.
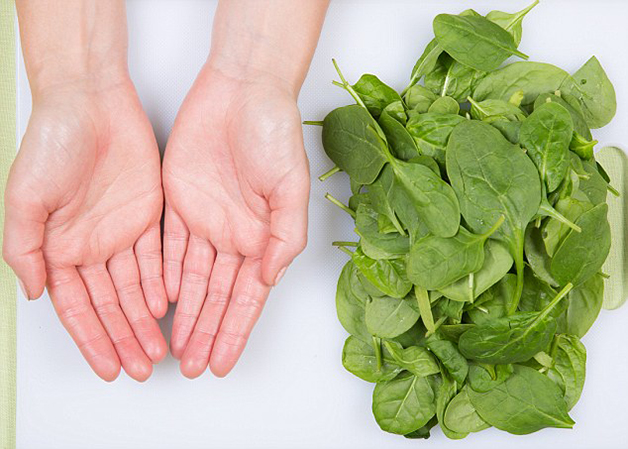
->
2;186;47;300
261;174;310;286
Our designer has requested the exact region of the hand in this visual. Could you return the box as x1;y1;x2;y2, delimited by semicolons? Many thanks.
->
3;77;168;381
162;63;310;378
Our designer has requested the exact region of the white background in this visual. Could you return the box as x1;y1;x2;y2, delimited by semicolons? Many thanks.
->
15;1;628;448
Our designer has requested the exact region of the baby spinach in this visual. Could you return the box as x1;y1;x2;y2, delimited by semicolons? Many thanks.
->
316;3;621;440
407;217;504;291
468;365;574;434
546;334;587;410
458;284;573;364
447;120;541;312
519;102;574;192
372;372;436;435
433;14;528;72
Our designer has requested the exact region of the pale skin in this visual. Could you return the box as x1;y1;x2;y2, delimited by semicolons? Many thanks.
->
4;0;329;380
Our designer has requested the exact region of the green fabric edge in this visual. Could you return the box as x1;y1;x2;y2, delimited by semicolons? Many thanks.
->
597;146;628;310
0;0;17;447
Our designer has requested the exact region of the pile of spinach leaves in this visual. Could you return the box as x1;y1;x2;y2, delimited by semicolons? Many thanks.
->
310;0;624;439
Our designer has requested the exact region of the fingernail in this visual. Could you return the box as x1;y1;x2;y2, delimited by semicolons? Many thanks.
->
17;279;31;300
274;267;287;286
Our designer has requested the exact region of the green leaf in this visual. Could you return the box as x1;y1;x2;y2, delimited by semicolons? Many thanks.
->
547;334;587;410
550;203;611;286
342;336;402;383
486;0;539;46
372;372;436;435
519;102;574;192
365;294;420;339
322;105;389;184
384;341;441;378
469;365;575;434
433;14;528;72
353;247;413;298
459;284;572;364
406;112;465;167
447;120;542;312
444;386;490;434
336;262;370;341
427;336;469;384
352;74;403;118
565;272;604;338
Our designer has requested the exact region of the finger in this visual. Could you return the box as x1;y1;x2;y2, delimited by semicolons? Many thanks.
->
78;264;153;382
47;266;120;381
180;253;242;379
108;249;167;364
2;186;47;300
170;236;216;359
163;205;189;303
261;174;309;286
209;257;270;377
135;224;168;319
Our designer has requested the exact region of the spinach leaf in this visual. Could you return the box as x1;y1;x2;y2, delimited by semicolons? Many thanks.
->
372;372;437;435
550;203;611;286
322;105;389;184
561;56;617;129
353;247;413;298
355;201;409;259
520;102;574;192
435;373;469;440
384;341;441;378
366;166;406;236
404;84;437;113
468;97;526;122
352;74;403;118
342;336;402;383
438;240;514;303
425;53;486;102
428;96;460;115
433;14;528;72
427;335;469;384
467;364;514;392
474;62;570;107
405;39;443;94
486;0;539;46
444;386;490;434
378;109;420;161
466;273;516;325
407;217;504;291
468;365;574;434
390;159;461;238
565;272;604;338
534;93;592;140
406;112;465;167
336;262;370;342
458;284;572;364
524;224;559;287
547;334;587;410
447;120;542;312
365;294;420;338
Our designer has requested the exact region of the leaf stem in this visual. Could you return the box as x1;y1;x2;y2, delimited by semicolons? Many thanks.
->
426;316;447;338
415;286;435;334
607;184;620;197
332;241;358;247
479;215;506;240
337;246;354;257
332;59;368;110
372;336;383;371
319;166;341;181
539;199;582;233
303;120;323;126
324;193;356;218
507;232;526;315
532;283;573;326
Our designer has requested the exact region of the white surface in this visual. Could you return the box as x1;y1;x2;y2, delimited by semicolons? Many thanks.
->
15;1;628;448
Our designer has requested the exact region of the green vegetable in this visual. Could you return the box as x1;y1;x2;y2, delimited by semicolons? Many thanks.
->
447;120;541;312
372;372;436;435
468;365;574;434
314;3;621;440
433;14;528;72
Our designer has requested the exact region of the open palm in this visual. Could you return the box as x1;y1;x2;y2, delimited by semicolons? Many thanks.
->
163;67;310;378
3;80;168;381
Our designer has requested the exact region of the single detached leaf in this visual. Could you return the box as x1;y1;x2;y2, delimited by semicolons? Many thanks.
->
342;336;402;383
365;294;420;338
444;386;490;434
353;247;413;298
547;334;586;410
433;14;528;72
352;74;403;118
486;0;539;46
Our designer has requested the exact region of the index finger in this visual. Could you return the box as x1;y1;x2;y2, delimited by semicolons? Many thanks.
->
47;266;121;381
209;257;271;377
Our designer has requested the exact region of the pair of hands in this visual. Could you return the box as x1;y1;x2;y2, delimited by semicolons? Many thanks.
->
3;63;310;381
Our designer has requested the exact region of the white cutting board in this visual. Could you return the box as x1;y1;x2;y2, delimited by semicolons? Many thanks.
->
15;1;628;448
